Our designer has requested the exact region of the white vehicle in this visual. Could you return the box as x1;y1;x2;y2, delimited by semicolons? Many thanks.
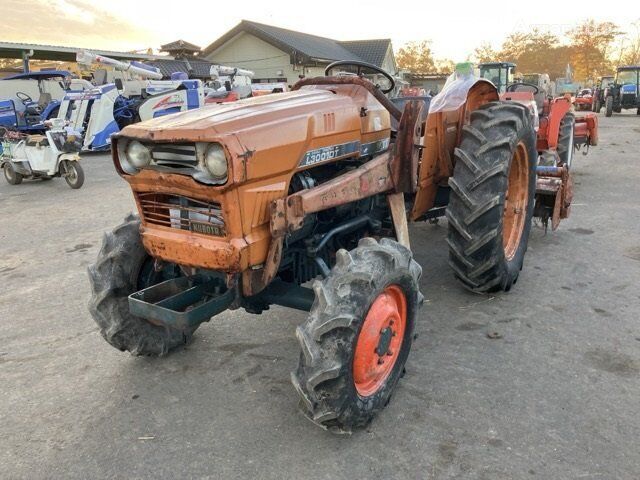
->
62;52;205;151
1;119;84;189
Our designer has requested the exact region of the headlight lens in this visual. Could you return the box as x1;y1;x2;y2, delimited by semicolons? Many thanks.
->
127;141;151;168
205;143;227;179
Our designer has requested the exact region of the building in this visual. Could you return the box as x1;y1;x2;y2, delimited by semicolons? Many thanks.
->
149;40;214;80
202;20;397;85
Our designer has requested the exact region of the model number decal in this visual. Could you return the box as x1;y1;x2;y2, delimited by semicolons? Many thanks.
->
298;141;360;168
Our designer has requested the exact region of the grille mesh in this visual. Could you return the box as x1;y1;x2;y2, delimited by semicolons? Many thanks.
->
137;192;225;237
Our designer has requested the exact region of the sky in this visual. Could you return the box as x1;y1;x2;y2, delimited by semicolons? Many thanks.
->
1;0;637;60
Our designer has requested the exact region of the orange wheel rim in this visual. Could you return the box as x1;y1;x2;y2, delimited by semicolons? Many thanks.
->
502;141;529;261
353;285;407;397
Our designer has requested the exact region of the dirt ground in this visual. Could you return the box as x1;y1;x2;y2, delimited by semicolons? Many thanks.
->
1;111;639;479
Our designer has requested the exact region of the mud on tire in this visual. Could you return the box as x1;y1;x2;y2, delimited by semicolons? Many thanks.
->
446;101;537;293
291;238;422;433
88;214;198;356
557;113;575;169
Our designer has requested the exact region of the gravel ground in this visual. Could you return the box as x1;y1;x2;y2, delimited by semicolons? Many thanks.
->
1;111;639;479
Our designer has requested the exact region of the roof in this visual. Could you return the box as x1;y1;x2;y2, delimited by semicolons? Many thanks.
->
3;70;71;80
479;62;516;67
203;20;392;68
617;65;640;71
148;58;213;79
0;41;170;62
339;39;391;68
160;40;201;53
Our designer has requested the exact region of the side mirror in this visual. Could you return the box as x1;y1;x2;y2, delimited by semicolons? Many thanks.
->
115;79;124;91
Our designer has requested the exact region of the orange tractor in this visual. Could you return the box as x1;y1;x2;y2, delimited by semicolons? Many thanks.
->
479;62;598;230
89;61;568;432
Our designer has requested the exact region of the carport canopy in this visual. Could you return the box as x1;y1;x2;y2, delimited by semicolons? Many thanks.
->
0;42;171;72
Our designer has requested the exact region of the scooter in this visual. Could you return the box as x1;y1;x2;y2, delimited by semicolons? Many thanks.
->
1;119;84;189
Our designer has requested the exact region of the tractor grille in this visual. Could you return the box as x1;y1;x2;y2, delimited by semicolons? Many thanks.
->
149;144;198;172
137;192;225;237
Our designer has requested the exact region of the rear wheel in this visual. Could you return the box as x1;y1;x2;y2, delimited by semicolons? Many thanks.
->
557;113;575;169
3;163;23;185
88;214;199;356
605;96;613;117
446;101;537;293
291;238;422;433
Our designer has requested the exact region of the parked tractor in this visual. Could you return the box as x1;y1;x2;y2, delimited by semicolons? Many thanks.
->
89;61;564;432
604;66;640;117
478;61;515;93
592;75;614;113
0;71;77;134
574;88;593;111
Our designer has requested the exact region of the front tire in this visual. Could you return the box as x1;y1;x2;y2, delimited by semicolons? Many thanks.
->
3;163;23;185
605;96;613;117
88;214;199;356
446;101;537;293
291;238;422;433
61;160;84;189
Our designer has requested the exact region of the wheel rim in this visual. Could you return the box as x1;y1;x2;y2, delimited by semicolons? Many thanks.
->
353;285;407;397
502;141;529;261
65;163;77;183
4;165;13;180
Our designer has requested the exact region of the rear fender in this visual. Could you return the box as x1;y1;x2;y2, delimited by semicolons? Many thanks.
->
410;80;498;220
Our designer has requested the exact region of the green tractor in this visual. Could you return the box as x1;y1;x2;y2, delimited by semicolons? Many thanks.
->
478;62;515;93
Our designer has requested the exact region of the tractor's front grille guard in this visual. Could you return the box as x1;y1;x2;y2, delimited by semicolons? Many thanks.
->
136;192;226;237
148;143;198;173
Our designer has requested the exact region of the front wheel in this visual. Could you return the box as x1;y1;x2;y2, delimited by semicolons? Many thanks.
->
446;101;537;293
291;238;422;433
88;214;200;356
605;96;613;117
3;163;23;185
61;160;84;189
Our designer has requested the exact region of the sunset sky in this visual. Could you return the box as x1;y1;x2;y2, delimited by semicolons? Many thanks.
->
1;0;636;60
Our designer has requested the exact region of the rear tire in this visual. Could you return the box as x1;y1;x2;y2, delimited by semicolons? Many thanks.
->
291;238;422;433
605;96;613;117
446;101;536;293
557;113;575;169
3;163;23;185
88;214;199;356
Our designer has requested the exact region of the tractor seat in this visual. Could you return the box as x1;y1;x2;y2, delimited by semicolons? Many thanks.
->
25;135;49;147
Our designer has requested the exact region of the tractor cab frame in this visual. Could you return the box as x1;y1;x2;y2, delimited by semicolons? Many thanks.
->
604;66;640;116
478;62;516;93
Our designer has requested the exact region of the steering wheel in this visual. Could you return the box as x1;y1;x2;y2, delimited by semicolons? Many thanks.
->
325;60;396;94
16;92;33;104
506;83;539;95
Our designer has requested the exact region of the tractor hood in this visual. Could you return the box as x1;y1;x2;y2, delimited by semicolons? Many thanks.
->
120;89;359;142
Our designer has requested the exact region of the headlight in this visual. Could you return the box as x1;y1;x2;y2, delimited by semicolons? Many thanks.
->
205;143;227;179
127;141;151;168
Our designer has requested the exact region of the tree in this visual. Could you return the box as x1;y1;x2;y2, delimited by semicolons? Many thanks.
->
473;43;500;63
618;20;640;66
568;20;622;80
435;59;456;75
396;41;436;74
